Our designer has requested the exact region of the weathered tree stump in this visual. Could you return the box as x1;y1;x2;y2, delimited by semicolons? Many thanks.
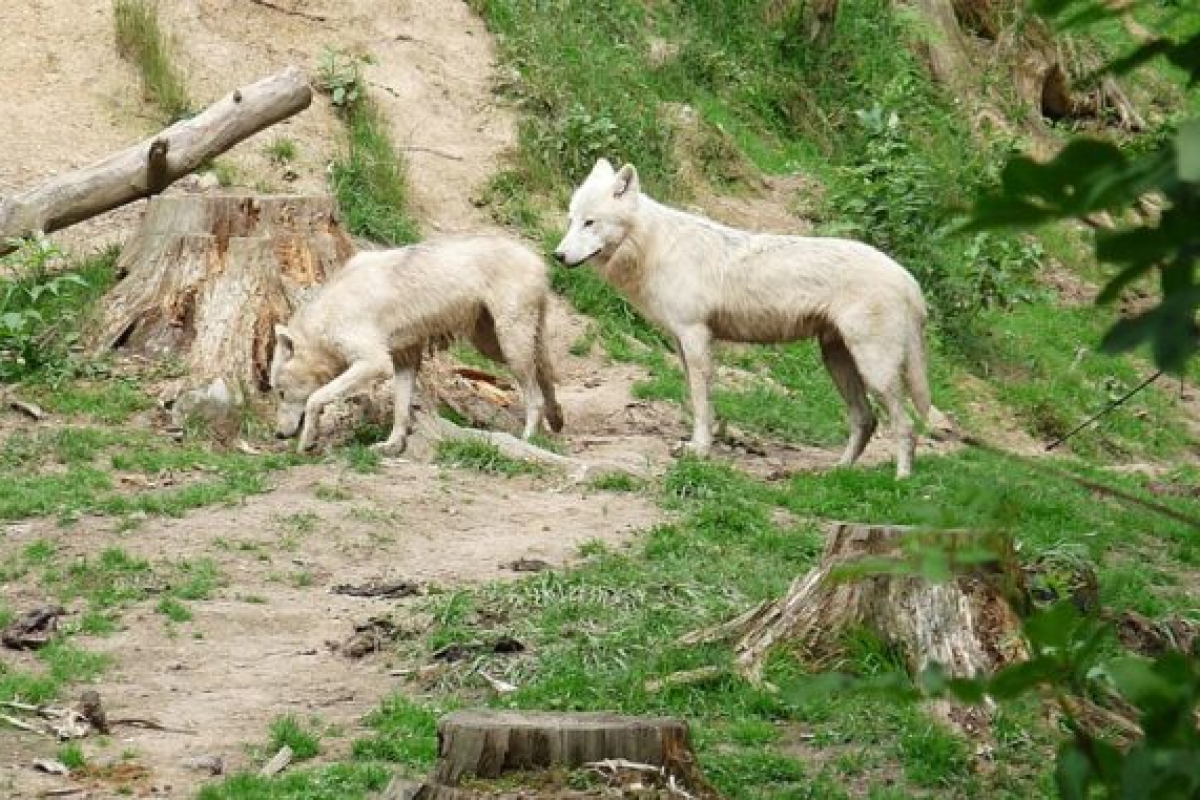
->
683;523;1028;686
420;710;719;798
0;67;312;254
93;193;352;393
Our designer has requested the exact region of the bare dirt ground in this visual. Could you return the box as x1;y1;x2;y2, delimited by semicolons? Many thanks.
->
0;459;662;798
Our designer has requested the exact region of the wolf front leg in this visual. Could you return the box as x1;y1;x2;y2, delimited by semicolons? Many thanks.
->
297;357;392;452
676;325;714;456
373;352;422;457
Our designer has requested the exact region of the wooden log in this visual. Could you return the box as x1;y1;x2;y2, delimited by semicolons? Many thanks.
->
0;67;312;254
687;523;1028;686
93;194;352;393
428;710;717;797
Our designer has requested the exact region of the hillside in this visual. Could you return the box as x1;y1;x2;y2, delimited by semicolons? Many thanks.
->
1;1;1199;799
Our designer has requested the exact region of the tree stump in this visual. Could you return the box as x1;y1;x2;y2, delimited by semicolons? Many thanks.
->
683;523;1028;686
420;710;719;798
93;193;352;393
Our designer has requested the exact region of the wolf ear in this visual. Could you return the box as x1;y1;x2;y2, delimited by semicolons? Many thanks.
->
274;325;294;357
613;164;639;199
591;158;615;178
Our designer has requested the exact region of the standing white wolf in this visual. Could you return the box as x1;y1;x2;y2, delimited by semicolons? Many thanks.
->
271;235;563;455
554;159;932;478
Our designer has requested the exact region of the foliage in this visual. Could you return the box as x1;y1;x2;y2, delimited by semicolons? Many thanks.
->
917;603;1200;800
314;48;368;110
828;106;1045;335
319;48;420;245
967;1;1200;371
0;238;115;383
112;0;192;122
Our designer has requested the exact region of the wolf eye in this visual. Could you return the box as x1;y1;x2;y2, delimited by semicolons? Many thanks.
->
583;219;596;229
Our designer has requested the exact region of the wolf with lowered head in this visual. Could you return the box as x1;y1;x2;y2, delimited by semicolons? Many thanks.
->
271;235;563;455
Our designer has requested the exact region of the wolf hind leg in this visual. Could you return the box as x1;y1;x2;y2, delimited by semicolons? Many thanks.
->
819;332;877;467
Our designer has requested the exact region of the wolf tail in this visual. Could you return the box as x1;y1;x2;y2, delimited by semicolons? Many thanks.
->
904;317;957;439
535;297;565;433
904;320;933;426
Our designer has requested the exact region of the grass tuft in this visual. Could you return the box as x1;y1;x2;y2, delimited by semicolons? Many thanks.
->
113;0;192;122
434;439;543;476
317;49;420;245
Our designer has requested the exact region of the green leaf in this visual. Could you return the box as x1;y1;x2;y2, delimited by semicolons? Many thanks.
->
1178;120;1200;182
1056;744;1094;800
987;658;1058;699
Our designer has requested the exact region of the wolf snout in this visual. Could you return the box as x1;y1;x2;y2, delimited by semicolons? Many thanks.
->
552;250;567;264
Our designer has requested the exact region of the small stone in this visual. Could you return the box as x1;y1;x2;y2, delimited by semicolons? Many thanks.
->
182;754;224;776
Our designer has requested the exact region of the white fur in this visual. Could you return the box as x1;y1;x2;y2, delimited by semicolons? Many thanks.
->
555;159;932;478
271;235;563;455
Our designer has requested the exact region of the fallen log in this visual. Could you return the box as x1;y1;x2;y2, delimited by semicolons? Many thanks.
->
0;66;312;254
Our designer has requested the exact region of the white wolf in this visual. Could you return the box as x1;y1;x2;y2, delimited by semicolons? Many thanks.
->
271;235;563;455
553;159;933;478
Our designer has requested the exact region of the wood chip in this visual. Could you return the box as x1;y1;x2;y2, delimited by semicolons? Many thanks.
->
479;672;518;695
258;745;293;777
644;666;726;693
8;399;45;420
2;713;51;736
32;759;71;775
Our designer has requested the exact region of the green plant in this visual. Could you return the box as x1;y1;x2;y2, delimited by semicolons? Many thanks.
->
0;237;94;381
966;1;1200;372
268;715;321;762
56;743;87;771
315;48;367;110
264;137;298;165
113;0;192;121
826;108;1043;332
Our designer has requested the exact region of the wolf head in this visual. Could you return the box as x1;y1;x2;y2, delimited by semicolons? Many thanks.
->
269;325;326;440
553;158;640;268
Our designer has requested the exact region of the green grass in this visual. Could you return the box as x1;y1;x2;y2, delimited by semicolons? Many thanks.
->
434;438;544;476
296;449;1193;799
0;425;303;521
329;97;420;245
56;743;88;771
0;244;120;384
264;137;298;165
966;303;1193;460
113;0;192;122
267;715;322;762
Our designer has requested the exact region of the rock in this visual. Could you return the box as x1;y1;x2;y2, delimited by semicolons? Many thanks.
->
181;755;224;776
171;377;244;441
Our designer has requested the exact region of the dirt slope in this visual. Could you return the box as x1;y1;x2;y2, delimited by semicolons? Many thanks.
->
160;0;515;233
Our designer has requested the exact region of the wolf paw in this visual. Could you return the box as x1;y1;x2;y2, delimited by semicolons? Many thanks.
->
670;439;711;458
371;438;408;458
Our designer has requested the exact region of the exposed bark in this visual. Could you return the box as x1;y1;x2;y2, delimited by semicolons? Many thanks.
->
422;710;719;798
903;0;1144;135
683;523;1028;686
92;194;352;393
0;67;312;254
